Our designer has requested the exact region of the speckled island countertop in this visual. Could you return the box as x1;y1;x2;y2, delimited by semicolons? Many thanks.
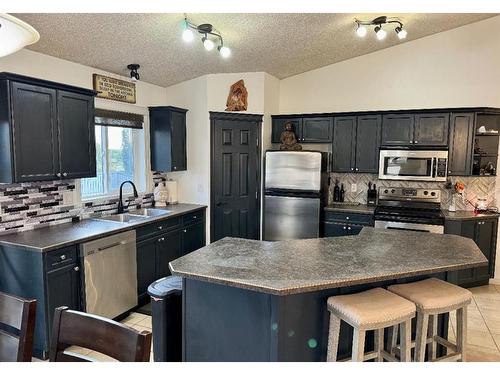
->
324;203;375;214
0;203;206;252
170;227;487;295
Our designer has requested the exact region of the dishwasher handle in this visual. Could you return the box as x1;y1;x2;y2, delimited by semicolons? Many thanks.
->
97;240;129;252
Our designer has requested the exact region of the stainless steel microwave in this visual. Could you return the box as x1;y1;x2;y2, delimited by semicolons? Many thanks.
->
378;150;448;182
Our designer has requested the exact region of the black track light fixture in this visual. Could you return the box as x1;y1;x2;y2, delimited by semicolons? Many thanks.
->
355;16;407;41
181;15;231;58
127;64;140;82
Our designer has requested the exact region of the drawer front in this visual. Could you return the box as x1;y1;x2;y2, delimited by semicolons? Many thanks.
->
182;210;204;225
45;246;78;271
136;216;182;239
324;211;373;225
324;222;364;237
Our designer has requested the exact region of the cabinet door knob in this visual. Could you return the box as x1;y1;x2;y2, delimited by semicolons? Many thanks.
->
355;168;359;171
74;266;80;272
56;172;62;177
343;226;347;230
350;168;354;171
63;172;68;177
183;229;187;233
348;227;351;230
410;141;414;144
173;166;177;170
346;217;350;220
158;226;163;230
60;254;66;260
414;141;418;144
193;215;197;219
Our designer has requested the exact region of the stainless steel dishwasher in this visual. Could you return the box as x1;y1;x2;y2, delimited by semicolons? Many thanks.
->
80;230;138;319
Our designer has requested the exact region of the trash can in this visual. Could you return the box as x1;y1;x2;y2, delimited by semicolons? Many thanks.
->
148;276;183;362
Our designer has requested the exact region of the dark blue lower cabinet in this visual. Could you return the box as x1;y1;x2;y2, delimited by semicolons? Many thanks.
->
181;221;206;255
324;222;364;237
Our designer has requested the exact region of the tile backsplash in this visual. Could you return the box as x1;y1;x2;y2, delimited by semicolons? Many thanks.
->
329;173;497;211
0;180;154;236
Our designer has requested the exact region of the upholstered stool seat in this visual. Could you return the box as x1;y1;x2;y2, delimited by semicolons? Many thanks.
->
327;287;416;362
388;278;472;362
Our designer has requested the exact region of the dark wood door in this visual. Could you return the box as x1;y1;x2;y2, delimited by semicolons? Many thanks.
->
475;219;496;280
155;230;182;279
170;110;187;171
11;82;59;182
182;222;206;255
332;116;356;172
413;113;449;146
211;112;261;242
448;113;475;176
46;264;80;338
271;117;302;143
136;236;157;300
381;114;415;146
301;117;333;142
57;90;96;179
355;115;382;173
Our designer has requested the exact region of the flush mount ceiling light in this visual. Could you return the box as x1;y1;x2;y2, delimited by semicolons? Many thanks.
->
182;16;231;58
0;13;40;57
127;64;140;82
355;16;407;41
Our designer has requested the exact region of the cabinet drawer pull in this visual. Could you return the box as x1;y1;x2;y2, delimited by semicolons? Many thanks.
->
74;266;80;272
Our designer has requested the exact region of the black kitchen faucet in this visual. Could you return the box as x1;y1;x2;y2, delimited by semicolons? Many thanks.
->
117;180;139;214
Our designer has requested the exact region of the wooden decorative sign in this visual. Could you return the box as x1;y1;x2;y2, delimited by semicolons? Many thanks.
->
93;74;136;104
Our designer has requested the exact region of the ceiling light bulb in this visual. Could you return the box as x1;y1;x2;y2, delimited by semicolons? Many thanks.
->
396;27;407;39
356;25;367;38
0;14;40;57
375;26;387;40
202;37;214;51
218;45;231;58
182;28;194;42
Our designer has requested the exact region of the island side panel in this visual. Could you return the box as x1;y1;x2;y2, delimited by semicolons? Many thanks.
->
183;278;275;361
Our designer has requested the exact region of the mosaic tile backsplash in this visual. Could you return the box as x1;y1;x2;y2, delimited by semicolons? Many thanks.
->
0;180;154;236
329;173;497;211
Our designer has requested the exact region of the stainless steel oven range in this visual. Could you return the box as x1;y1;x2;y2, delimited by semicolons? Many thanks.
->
374;187;444;234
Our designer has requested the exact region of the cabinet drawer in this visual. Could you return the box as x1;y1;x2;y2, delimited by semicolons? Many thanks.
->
136;216;182;239
324;211;373;225
45;246;78;271
324;222;365;237
182;210;204;225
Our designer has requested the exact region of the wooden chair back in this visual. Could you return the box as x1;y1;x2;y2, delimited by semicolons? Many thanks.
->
0;292;37;362
49;306;151;362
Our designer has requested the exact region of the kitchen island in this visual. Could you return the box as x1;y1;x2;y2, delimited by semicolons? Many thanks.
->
170;228;487;361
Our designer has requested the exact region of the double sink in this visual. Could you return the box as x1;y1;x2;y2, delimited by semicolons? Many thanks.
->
96;208;172;223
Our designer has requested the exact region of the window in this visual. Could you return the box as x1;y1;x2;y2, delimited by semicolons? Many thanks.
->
81;112;146;199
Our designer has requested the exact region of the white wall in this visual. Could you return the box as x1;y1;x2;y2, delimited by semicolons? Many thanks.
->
279;16;500;114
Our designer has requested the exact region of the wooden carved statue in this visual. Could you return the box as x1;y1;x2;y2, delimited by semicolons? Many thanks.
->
279;122;302;151
225;79;248;111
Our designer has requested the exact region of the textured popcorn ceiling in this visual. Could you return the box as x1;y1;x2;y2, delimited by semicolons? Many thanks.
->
13;13;497;87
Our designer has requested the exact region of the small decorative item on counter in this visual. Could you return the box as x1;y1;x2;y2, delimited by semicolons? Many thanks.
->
339;184;345;202
333;179;340;202
165;179;179;204
153;181;169;207
446;181;465;212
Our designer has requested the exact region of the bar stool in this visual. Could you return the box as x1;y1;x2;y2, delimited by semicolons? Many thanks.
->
327;287;416;362
388;278;472;362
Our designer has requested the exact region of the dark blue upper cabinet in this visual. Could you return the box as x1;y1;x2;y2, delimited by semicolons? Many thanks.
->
149;106;188;172
381;114;415;146
0;73;97;183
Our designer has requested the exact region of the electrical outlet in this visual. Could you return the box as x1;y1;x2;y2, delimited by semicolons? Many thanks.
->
351;183;357;193
62;190;74;205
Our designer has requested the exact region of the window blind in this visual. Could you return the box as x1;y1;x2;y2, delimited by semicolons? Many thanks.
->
94;108;144;129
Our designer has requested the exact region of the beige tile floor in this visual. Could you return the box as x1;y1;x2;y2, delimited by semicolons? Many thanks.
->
35;282;500;362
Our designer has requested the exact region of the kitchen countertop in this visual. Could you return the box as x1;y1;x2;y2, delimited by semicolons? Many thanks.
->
0;203;206;252
170;227;487;295
442;210;500;221
324;203;375;214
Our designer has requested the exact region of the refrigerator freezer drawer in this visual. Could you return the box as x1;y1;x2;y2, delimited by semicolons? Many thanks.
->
264;195;320;241
265;151;322;191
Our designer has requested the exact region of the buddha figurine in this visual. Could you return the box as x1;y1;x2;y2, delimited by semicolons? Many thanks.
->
279;122;302;151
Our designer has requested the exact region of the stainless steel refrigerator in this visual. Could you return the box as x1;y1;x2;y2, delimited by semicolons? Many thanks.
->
264;151;328;241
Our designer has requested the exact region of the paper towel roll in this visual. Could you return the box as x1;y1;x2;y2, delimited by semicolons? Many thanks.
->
165;180;178;204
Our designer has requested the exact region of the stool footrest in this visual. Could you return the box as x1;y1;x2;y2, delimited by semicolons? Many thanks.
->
430;353;462;362
434;336;458;352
